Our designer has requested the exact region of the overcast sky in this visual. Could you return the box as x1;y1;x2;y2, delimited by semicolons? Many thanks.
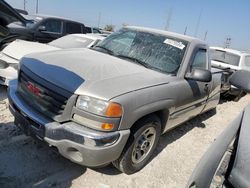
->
6;0;250;52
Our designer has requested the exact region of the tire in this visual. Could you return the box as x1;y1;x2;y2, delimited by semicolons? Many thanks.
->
112;115;161;174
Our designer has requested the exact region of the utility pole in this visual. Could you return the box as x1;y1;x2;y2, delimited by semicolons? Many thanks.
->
164;8;172;31
224;37;232;48
184;26;188;35
36;0;39;14
204;31;208;41
194;8;203;37
23;0;27;11
97;12;101;28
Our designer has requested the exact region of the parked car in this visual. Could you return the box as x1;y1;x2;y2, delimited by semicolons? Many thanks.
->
8;26;222;174
85;26;102;34
99;29;113;36
187;70;250;188
85;27;113;37
7;14;87;44
210;47;250;97
0;34;104;85
0;0;87;48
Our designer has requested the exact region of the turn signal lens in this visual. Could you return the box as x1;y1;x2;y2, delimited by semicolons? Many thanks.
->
105;103;123;117
101;123;115;130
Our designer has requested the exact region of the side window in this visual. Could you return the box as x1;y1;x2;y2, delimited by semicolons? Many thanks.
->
191;49;207;71
244;56;250;67
81;26;86;34
65;22;82;34
93;28;101;34
85;27;92;33
43;19;62;33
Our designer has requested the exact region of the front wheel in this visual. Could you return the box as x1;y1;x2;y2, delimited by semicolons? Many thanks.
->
112;115;161;174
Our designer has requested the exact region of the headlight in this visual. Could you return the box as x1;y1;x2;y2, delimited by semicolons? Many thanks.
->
76;95;123;118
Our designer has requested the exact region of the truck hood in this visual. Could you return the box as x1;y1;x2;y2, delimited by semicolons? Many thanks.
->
2;39;59;62
21;48;172;100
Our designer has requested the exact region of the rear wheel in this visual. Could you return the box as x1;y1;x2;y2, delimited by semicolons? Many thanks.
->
112;115;161;174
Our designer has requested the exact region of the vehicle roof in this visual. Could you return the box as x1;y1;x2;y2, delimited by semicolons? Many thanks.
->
125;26;206;44
71;33;105;40
28;14;84;24
210;46;250;56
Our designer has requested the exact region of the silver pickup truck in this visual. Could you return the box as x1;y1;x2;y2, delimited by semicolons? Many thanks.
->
8;26;221;174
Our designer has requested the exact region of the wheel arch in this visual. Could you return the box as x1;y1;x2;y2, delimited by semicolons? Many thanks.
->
130;108;170;134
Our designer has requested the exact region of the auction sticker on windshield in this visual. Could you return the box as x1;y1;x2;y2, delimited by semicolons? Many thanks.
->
164;39;185;50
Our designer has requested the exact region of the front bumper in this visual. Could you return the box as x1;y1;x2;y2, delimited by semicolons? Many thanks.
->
8;80;130;167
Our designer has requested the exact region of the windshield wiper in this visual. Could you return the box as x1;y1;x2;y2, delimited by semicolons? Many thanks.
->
116;55;169;73
94;45;115;55
116;54;149;68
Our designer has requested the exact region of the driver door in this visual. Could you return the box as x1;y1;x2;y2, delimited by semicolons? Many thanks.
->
34;19;63;43
167;48;211;129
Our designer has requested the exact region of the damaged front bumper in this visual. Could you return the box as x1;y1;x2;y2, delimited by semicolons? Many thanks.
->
8;80;130;167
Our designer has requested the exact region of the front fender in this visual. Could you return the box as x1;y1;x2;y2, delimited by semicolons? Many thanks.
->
111;86;175;130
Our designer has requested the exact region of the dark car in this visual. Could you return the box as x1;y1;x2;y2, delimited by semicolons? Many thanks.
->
8;14;86;43
0;0;86;48
187;70;250;188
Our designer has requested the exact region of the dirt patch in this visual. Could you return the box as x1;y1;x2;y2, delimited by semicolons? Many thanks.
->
1;85;250;188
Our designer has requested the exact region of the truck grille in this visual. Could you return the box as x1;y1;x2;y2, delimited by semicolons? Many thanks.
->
17;71;69;119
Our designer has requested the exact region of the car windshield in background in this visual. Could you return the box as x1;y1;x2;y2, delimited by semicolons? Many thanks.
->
23;15;44;28
93;29;188;74
211;50;240;66
49;35;94;49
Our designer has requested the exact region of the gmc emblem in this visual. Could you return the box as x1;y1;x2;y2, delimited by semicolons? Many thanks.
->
26;81;41;96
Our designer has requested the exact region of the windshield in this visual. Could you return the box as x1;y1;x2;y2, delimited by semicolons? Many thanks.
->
93;28;188;74
49;35;94;49
23;15;44;28
211;49;240;66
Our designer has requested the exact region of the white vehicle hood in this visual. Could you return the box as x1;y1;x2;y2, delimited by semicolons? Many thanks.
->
211;60;240;70
21;48;172;100
2;40;59;62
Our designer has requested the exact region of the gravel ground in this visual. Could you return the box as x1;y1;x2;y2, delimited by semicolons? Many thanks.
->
1;85;250;188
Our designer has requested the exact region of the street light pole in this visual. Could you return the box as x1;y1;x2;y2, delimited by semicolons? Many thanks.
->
23;0;26;11
36;0;39;14
194;9;203;37
97;12;101;28
164;8;172;31
184;26;188;35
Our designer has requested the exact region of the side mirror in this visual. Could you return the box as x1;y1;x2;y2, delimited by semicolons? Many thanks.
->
185;68;212;82
229;70;250;92
38;25;46;32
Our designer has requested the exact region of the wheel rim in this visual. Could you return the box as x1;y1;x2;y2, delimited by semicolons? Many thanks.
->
131;126;156;164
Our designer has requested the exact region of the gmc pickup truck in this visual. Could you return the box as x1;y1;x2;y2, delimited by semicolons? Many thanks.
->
8;26;221;174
